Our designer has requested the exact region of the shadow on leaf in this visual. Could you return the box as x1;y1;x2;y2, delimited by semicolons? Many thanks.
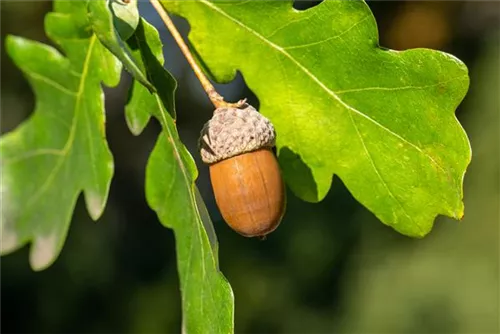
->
278;146;319;203
127;20;177;118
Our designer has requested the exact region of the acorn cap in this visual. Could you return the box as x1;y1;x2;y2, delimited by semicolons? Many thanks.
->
199;105;276;164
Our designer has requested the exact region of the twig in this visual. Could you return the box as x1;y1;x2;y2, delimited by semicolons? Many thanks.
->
149;0;246;109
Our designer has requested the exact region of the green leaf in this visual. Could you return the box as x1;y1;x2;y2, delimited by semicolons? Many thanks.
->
0;1;121;270
110;0;139;40
145;114;234;334
162;0;471;237
125;19;234;333
126;18;177;126
88;0;155;92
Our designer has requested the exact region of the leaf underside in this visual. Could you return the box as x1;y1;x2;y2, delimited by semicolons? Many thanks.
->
1;1;121;270
88;0;154;92
162;0;471;237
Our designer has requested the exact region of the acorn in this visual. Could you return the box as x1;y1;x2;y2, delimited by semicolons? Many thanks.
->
199;104;286;237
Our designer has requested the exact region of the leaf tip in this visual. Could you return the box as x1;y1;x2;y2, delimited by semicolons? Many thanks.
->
29;232;59;271
84;190;107;221
455;206;465;221
129;123;144;136
5;34;19;44
448;197;466;221
5;34;23;54
125;112;149;136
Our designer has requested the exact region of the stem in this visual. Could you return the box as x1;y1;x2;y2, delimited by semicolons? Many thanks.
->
149;0;246;109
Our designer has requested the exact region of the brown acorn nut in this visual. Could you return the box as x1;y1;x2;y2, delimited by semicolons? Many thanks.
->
199;105;286;237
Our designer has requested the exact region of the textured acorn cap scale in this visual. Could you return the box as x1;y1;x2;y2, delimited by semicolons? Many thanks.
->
199;104;285;237
199;105;276;164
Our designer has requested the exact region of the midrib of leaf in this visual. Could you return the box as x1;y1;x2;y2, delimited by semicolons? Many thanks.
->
272;29;417;229
198;0;450;176
24;36;97;210
152;94;211;320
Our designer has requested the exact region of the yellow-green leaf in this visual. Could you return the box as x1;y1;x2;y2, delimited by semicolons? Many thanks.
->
162;0;471;237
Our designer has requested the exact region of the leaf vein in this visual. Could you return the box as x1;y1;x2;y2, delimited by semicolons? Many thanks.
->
335;75;468;94
282;15;370;50
24;36;97;209
153;95;210;317
266;10;316;40
3;149;65;165
200;0;449;177
347;110;421;233
28;71;78;96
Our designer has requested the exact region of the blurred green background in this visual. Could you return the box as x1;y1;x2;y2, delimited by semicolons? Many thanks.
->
1;1;499;333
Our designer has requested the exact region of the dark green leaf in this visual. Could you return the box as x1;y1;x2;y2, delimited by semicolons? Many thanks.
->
126;19;177;123
125;18;234;333
0;1;121;270
162;0;471;237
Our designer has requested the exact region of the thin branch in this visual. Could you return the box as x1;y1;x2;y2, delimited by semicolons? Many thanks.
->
149;0;245;109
